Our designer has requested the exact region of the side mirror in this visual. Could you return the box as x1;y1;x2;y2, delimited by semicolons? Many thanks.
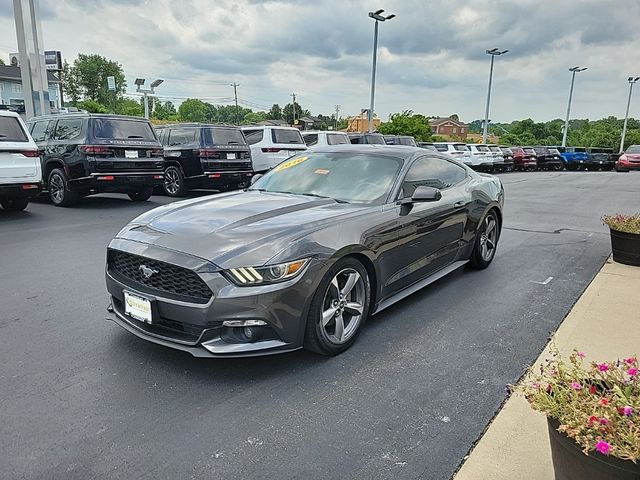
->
250;173;263;185
411;185;442;202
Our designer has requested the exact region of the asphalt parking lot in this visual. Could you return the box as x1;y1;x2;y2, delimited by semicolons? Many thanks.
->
1;171;638;480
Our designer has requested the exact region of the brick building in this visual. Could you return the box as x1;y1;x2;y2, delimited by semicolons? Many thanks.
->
429;117;469;139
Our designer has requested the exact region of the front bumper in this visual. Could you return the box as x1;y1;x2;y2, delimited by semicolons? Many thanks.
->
0;182;42;199
70;172;164;193
105;239;321;357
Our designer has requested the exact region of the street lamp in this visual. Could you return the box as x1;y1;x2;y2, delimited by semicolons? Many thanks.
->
367;9;395;133
619;76;640;153
135;77;164;119
561;66;587;147
482;48;508;144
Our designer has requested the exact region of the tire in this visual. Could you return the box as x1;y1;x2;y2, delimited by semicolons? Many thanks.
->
163;165;187;197
48;168;79;207
304;257;371;356
468;210;500;269
0;197;29;211
553;163;564;171
128;186;154;202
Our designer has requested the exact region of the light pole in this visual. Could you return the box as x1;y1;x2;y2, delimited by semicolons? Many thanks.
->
620;76;640;153
368;9;395;133
562;66;587;147
482;48;508;144
135;78;164;119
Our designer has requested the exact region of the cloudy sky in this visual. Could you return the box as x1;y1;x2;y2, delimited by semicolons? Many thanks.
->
1;0;639;122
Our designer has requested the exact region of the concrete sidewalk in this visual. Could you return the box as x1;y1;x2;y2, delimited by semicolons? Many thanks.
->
454;258;640;480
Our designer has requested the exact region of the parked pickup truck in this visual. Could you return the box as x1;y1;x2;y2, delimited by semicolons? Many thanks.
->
585;147;615;171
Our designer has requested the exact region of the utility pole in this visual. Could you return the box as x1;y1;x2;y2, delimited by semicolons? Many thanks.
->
231;82;240;125
290;92;297;126
334;104;340;130
620;77;640;153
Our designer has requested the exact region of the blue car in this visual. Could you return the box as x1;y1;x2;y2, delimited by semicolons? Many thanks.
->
555;146;589;171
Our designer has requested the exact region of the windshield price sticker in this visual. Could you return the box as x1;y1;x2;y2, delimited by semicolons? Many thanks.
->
274;156;308;172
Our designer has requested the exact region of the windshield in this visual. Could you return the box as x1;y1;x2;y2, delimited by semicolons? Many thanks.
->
93;118;155;140
488;146;501;152
626;145;640;154
203;127;246;146
475;145;489;152
453;144;469;152
0;116;28;142
500;147;513;154
272;128;304;144
250;152;403;204
398;137;416;146
524;148;536;155
549;148;560;154
365;134;386;145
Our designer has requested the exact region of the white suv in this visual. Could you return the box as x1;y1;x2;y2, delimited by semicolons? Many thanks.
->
432;142;473;166
0;110;42;211
301;130;350;148
241;126;307;172
466;144;494;172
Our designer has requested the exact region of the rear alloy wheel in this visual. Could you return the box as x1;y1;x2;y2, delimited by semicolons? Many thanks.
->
48;168;78;207
469;210;500;269
128;186;154;202
163;165;187;197
305;258;370;356
0;197;29;211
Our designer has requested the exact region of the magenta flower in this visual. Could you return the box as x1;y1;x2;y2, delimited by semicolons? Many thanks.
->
625;357;637;365
570;382;581;390
598;363;609;372
577;352;586;359
599;417;610;425
622;406;634;417
595;440;611;455
628;367;638;376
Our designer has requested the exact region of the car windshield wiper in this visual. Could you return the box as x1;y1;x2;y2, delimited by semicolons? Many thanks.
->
127;135;145;139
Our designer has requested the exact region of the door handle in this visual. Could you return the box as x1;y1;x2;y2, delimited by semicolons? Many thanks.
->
454;201;466;209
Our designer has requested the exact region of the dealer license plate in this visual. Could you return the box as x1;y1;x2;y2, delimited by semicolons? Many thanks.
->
226;153;236;159
124;291;152;323
125;150;139;159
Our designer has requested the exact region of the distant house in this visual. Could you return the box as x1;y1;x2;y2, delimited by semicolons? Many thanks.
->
0;65;61;112
429;117;469;139
297;115;321;130
346;113;381;133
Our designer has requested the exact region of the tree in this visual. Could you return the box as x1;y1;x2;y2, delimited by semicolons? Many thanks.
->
449;114;459;121
153;101;177;120
243;111;267;124
76;99;108;113
267;104;282;120
63;53;126;106
115;98;143;117
178;98;208;122
378;111;432;141
283;102;303;125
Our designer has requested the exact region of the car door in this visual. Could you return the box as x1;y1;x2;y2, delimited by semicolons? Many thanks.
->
382;156;471;296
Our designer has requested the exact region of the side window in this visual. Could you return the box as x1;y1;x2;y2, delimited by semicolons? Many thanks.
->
31;120;52;143
303;134;318;146
401;157;467;197
168;128;195;146
327;134;348;145
53;118;83;141
243;129;263;145
349;136;360;144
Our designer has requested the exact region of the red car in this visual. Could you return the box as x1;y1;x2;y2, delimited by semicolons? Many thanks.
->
616;145;640;171
511;147;538;171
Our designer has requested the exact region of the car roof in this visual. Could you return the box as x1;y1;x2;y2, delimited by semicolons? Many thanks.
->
155;123;238;129
0;109;21;118
303;144;439;158
301;130;347;135
240;125;299;131
26;113;150;122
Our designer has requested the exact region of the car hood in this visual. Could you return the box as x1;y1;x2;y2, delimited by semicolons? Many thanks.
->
624;153;640;160
117;190;372;268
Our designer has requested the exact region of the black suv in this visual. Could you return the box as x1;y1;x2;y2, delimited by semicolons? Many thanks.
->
586;147;615;171
383;135;417;146
348;133;386;145
532;146;563;171
26;114;164;206
155;123;253;196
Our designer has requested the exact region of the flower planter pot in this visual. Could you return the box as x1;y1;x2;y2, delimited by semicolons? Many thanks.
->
609;228;640;266
547;417;640;480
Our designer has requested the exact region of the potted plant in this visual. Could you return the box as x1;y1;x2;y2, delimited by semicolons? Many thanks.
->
520;350;639;479
602;213;640;266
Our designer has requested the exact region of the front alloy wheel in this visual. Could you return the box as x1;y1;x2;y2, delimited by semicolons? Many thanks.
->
305;258;370;356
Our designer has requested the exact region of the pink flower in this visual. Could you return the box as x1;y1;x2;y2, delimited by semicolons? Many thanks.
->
598;363;609;372
595;441;611;455
599;398;609;406
589;385;598;394
577;352;586;359
599;417;610;425
628;367;638;377
570;382;582;390
622;406;634;417
625;357;637;365
588;415;598;425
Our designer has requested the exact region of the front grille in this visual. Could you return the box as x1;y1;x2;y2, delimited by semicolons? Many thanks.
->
108;249;212;303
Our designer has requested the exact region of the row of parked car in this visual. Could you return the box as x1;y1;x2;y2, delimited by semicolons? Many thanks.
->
1;110;639;211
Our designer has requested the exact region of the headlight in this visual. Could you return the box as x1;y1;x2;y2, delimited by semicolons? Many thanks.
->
225;259;309;286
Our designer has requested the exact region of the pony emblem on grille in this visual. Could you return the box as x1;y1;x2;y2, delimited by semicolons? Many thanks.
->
139;264;159;279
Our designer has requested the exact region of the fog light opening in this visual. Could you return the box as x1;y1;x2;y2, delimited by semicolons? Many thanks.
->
242;326;262;342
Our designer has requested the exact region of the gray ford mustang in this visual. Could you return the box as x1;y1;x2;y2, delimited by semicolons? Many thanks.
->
105;145;503;357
